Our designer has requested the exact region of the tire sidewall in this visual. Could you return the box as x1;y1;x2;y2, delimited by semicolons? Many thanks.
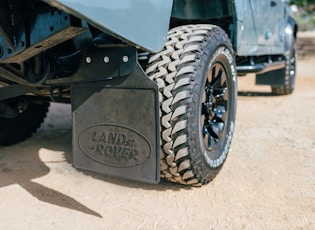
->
193;42;237;169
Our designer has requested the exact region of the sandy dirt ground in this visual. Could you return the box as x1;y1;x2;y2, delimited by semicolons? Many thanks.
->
0;58;314;230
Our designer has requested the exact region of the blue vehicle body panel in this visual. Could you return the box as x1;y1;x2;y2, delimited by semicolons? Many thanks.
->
170;0;289;56
42;0;291;56
43;0;173;53
234;0;287;56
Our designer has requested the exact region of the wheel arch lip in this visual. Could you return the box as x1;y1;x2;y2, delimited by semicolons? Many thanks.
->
42;0;173;53
284;16;298;50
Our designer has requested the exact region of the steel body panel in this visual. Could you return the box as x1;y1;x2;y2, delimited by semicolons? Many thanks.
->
234;0;287;56
43;0;173;53
170;0;288;56
171;0;231;19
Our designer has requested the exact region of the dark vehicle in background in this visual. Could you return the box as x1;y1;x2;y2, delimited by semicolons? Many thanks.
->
0;0;297;186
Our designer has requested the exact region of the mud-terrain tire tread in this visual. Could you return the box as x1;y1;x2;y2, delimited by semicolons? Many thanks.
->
146;24;236;186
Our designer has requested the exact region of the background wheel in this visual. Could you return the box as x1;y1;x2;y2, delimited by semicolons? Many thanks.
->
271;38;296;95
0;97;50;146
146;24;237;186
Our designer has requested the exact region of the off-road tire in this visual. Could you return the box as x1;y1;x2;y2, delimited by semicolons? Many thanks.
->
271;39;296;95
146;24;237;186
0;97;50;146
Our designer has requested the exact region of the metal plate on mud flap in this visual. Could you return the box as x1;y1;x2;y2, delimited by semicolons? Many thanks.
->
71;65;160;183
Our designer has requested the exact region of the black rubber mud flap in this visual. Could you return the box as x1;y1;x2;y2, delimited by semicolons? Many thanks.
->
71;64;160;183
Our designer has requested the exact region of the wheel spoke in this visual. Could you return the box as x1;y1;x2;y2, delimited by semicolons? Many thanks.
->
202;89;207;103
213;87;227;98
201;114;205;128
213;64;221;79
207;69;213;84
211;120;224;139
213;105;226;119
203;127;212;149
201;61;229;152
210;64;224;87
213;71;227;98
210;72;222;88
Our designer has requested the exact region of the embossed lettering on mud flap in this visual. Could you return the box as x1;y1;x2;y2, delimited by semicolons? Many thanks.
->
71;66;160;183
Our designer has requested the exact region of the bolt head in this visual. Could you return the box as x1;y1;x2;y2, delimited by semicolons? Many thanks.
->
86;56;92;63
104;56;110;63
122;56;129;63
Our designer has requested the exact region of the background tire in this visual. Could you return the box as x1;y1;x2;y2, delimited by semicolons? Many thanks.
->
271;38;296;95
0;97;50;146
146;25;237;186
